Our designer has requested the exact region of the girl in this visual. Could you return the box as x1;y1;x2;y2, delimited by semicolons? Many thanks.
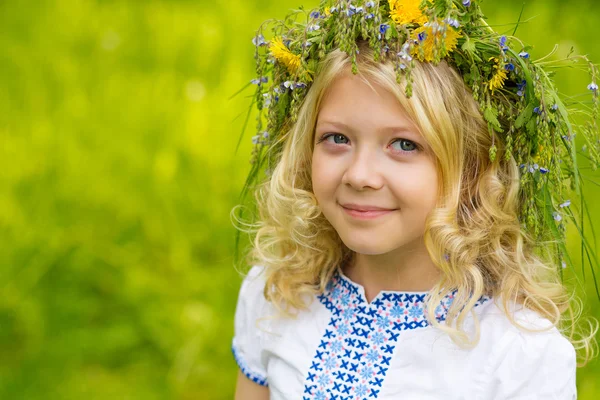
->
231;1;598;399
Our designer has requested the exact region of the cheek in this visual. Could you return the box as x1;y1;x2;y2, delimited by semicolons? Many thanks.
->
396;163;439;207
311;154;330;199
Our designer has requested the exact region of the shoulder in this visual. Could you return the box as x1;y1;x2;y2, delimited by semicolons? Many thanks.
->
476;297;571;346
231;265;272;387
234;265;273;326
237;265;268;302
474;298;577;399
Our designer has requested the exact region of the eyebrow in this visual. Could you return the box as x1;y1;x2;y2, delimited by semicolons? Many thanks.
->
316;120;421;139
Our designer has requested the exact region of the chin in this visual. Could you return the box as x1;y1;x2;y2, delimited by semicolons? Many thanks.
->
339;236;399;255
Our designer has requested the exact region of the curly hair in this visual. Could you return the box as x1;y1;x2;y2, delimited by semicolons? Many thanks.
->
232;39;598;366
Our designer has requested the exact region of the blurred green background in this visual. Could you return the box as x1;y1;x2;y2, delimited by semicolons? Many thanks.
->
1;0;599;398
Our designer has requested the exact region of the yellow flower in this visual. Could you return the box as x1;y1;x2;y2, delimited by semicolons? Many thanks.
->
488;58;508;93
412;24;461;62
269;37;301;74
388;0;427;25
324;7;331;17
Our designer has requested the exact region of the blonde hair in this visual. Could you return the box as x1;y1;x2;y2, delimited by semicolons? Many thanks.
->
232;39;598;365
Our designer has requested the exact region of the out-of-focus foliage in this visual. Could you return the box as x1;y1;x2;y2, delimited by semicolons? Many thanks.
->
0;0;598;399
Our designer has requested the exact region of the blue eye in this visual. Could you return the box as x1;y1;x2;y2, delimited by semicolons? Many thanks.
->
391;139;417;152
322;133;348;144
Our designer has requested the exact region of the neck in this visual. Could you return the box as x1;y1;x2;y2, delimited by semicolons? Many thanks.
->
342;237;441;303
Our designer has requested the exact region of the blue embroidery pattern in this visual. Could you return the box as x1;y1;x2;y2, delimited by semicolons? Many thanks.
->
232;343;269;387
302;271;489;399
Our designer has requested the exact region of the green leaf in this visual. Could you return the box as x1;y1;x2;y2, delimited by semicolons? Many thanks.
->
461;36;476;57
526;118;536;136
514;103;533;129
484;107;503;132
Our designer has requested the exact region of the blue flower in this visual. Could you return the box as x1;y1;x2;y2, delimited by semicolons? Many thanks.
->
551;103;559;111
251;135;260;144
418;31;427;41
318;373;329;386
356;384;368;397
341;293;350;306
435;304;445;316
251;76;268;85
553;212;562;222
337;322;349;335
342;307;354;320
330;340;342;353
519;51;530;59
408;305;424;319
390;305;405;318
559;200;571;208
516;80;526;96
397;47;412;62
379;24;390;34
376;315;391;329
331;286;341;299
360;366;374;380
366;349;379;363
310;11;320;19
252;34;267;46
533;106;542;115
365;13;374;19
588;82;599;91
365;1;375;8
372;331;385;345
444;17;460;28
499;36;507;47
539;167;549;174
505;63;515;71
463;0;471;6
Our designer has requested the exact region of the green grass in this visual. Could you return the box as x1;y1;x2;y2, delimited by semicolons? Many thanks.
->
0;0;599;398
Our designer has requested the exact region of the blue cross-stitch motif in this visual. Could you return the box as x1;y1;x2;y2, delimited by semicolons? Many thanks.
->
305;270;489;399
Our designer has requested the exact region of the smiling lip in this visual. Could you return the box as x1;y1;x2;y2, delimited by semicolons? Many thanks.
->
340;203;395;211
340;203;396;219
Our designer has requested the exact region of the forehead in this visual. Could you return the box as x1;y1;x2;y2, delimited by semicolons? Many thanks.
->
316;72;421;137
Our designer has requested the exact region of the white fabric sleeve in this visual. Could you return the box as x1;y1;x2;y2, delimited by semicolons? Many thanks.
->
231;265;269;387
484;322;577;400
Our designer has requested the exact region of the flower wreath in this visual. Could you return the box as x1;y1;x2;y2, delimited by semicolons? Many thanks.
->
233;0;600;292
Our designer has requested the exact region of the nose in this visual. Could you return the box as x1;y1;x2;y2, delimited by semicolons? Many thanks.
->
341;147;384;191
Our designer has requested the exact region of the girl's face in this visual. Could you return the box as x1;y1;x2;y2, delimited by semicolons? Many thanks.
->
312;70;439;255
